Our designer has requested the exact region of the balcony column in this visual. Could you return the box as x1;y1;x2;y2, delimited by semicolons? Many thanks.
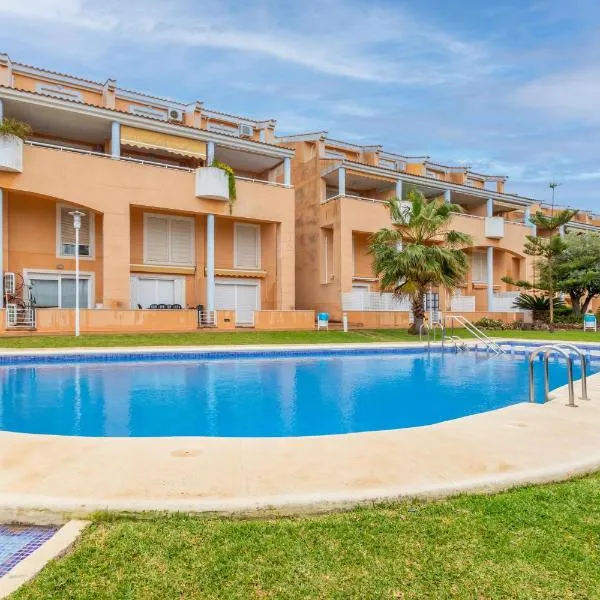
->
206;141;215;166
206;213;215;313
283;157;291;187
486;197;493;217
0;98;3;121
338;167;346;197
102;209;130;309
395;179;403;200
487;246;494;312
0;188;3;308
444;189;451;203
559;225;566;237
110;122;120;158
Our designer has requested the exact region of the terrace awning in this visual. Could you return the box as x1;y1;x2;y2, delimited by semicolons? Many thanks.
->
120;126;206;159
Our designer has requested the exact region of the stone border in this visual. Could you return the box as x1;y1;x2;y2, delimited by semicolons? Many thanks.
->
0;520;88;598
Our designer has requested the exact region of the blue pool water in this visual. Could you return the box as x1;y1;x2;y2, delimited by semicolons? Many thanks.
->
0;349;594;437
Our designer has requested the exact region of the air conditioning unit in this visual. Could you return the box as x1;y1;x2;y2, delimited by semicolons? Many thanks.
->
168;108;184;122
239;124;253;138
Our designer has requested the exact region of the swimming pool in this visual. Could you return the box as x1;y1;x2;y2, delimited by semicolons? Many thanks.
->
0;347;594;438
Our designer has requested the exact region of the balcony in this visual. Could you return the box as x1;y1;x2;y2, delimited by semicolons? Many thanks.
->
195;166;229;201
0;135;23;172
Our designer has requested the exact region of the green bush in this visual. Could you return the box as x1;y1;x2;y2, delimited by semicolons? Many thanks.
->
474;317;506;329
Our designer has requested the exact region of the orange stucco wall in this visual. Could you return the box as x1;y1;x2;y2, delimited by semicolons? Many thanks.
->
0;144;295;311
5;191;104;304
0;308;315;334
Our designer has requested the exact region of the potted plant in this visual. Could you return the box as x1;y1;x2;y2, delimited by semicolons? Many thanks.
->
0;118;31;173
212;160;237;213
194;159;237;212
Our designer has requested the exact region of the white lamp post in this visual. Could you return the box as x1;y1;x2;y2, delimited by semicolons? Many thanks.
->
69;210;85;337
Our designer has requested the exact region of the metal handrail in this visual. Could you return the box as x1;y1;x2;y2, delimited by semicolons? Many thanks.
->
553;343;589;400
419;323;431;349
431;321;444;342
446;314;503;354
528;345;576;407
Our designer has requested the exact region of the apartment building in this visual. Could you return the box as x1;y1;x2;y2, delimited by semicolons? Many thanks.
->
0;54;313;333
277;131;552;324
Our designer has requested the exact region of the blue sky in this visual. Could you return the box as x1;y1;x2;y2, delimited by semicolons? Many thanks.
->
1;0;599;210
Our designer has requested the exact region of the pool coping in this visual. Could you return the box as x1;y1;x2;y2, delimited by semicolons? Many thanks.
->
0;340;599;522
0;520;88;598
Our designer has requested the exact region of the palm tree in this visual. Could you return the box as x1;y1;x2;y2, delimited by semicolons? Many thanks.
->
369;189;472;334
525;208;577;330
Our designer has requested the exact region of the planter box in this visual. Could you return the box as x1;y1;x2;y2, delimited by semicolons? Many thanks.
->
195;166;229;201
0;135;23;173
485;216;504;239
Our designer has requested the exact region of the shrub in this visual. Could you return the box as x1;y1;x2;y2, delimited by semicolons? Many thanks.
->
473;317;506;329
0;118;32;140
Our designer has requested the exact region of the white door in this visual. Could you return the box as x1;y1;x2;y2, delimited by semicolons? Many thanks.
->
131;276;184;308
214;279;260;325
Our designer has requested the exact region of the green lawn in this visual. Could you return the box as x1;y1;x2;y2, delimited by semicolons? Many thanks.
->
14;473;600;599
0;328;599;348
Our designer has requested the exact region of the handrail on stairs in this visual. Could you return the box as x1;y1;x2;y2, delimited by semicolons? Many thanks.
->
445;314;503;354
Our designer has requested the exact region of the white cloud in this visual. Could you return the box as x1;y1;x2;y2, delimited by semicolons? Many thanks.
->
0;0;493;85
514;68;600;122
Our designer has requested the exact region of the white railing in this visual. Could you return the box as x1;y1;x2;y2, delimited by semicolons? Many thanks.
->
197;310;217;327
323;194;387;205
491;292;523;312
342;291;411;311
26;140;195;172
450;295;476;312
234;176;292;189
26;141;289;187
5;304;36;328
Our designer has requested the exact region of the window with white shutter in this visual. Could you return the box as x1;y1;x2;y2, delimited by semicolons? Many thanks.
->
234;223;260;269
57;205;93;258
471;251;487;283
143;213;195;266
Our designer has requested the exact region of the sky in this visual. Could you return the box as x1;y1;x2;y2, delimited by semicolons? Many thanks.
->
1;0;599;210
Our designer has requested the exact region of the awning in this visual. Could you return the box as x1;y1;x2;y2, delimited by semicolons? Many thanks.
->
121;126;206;159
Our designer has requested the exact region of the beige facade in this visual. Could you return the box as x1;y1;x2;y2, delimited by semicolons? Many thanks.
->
277;132;556;321
0;54;301;332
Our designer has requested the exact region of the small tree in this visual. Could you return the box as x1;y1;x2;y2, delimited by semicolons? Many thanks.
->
369;189;472;334
552;232;600;317
525;209;577;330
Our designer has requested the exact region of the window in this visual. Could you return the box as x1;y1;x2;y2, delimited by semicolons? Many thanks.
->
130;276;185;308
143;214;195;266
234;223;260;269
26;271;92;308
57;206;94;258
471;251;487;283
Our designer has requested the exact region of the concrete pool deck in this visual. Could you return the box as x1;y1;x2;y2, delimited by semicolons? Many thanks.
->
0;342;599;522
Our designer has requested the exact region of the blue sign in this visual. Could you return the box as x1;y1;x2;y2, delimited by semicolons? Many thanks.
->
584;314;597;331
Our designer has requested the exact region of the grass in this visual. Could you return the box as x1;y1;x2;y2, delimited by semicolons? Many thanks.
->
0;327;599;348
13;473;600;599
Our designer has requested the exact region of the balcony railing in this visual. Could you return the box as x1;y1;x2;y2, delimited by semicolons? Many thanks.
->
24;141;292;188
343;290;411;311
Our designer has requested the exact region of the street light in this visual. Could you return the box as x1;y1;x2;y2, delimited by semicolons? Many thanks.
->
69;210;85;337
549;181;561;215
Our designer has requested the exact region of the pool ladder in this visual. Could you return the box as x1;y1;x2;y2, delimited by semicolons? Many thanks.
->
528;344;590;407
419;322;446;350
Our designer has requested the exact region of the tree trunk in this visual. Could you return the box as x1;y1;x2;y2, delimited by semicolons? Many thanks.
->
581;294;596;316
570;291;583;318
409;291;426;335
548;263;554;332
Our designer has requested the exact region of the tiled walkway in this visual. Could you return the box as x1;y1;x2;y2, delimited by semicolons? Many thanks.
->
0;525;57;577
